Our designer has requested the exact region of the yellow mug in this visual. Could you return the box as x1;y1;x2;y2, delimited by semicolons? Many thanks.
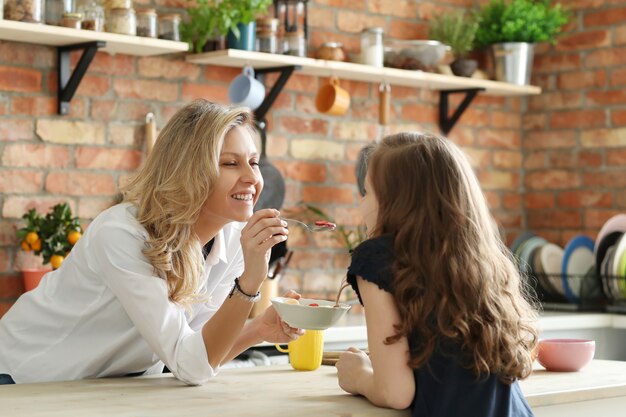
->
275;330;324;371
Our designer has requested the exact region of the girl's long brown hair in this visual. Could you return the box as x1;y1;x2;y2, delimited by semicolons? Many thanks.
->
368;132;538;383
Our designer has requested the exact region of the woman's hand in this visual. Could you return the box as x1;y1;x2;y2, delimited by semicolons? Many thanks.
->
336;347;372;395
240;209;288;287
252;290;304;343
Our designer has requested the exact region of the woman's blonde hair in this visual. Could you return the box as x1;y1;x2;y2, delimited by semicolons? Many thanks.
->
122;100;254;306
368;132;538;383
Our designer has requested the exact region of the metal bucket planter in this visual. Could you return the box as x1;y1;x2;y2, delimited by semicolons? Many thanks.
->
492;42;534;85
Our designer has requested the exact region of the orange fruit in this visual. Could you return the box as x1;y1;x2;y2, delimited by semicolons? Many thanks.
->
25;232;39;244
68;231;82;245
21;241;31;251
50;255;64;270
31;239;41;251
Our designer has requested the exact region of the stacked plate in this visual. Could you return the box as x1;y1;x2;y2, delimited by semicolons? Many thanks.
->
510;232;595;304
594;214;626;302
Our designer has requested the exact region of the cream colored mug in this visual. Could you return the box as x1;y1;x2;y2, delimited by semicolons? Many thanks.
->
275;330;324;371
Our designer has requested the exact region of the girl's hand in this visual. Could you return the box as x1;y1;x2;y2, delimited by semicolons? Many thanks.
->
240;209;288;285
336;347;372;395
252;290;304;343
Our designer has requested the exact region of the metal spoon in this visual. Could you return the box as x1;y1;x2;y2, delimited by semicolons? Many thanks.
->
282;217;337;232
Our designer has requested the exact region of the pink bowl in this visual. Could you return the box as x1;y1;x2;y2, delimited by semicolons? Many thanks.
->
537;339;595;372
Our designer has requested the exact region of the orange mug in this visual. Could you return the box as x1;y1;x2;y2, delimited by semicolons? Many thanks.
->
315;77;350;116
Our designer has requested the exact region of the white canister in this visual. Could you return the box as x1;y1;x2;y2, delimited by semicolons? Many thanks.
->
361;27;384;67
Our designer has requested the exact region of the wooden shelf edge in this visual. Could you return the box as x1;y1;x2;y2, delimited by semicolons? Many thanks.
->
186;49;541;96
0;20;188;56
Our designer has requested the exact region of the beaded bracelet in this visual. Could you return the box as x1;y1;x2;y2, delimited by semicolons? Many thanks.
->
228;277;261;303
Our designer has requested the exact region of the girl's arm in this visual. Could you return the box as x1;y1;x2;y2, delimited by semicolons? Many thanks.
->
336;276;415;409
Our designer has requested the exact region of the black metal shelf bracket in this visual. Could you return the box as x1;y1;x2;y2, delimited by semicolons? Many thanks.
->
253;65;299;123
439;88;485;135
57;41;106;115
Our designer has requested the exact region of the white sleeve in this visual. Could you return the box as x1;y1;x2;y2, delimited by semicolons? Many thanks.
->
89;222;216;386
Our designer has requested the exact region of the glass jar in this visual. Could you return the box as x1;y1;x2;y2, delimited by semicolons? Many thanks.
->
79;2;104;31
136;8;157;38
283;29;306;57
256;17;278;53
158;13;180;41
62;12;83;29
108;7;136;35
104;0;131;31
4;0;45;23
361;27;384;67
315;42;346;62
46;0;72;26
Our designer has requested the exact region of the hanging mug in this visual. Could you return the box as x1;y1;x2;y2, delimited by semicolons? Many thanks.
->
315;76;350;116
228;65;266;110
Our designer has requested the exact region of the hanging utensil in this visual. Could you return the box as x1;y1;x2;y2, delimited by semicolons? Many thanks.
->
378;81;390;125
255;119;286;211
145;112;157;155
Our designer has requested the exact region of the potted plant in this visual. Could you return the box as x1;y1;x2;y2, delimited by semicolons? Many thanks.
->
181;0;229;53
224;0;273;51
17;203;83;291
429;11;479;78
474;0;570;85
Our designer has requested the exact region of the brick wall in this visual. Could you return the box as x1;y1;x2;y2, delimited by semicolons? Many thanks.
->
1;0;528;315
522;0;626;247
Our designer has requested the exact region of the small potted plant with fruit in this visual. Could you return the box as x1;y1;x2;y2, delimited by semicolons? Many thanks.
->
17;203;83;291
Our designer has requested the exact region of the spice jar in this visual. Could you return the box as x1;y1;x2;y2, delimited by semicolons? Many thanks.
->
256;17;279;54
360;27;384;67
136;8;157;38
62;12;83;29
283;29;306;57
46;0;72;26
158;13;180;41
4;0;45;23
315;42;346;62
108;7;136;35
104;0;131;31
79;2;104;31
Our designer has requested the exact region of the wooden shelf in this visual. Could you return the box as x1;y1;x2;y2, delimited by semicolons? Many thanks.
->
0;20;188;56
186;49;542;96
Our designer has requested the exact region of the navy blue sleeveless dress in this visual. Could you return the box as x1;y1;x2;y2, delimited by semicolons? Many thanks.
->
347;236;535;417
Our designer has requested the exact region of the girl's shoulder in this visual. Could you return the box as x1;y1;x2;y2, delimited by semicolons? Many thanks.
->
348;235;395;295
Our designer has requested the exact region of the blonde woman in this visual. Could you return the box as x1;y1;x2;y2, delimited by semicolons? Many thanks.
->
0;100;301;385
336;133;538;416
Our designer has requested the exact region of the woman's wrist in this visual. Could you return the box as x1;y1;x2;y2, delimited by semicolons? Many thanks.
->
237;273;263;297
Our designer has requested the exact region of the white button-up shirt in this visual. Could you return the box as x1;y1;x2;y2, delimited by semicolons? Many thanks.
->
0;203;245;385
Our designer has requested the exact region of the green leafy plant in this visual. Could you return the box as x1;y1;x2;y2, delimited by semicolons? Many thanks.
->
474;0;570;47
291;204;367;253
429;11;479;58
17;203;83;269
181;0;273;53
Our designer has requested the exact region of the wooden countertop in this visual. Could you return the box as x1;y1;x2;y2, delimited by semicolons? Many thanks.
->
2;360;626;416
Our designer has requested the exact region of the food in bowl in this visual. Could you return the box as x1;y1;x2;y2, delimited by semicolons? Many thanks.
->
536;339;595;372
383;39;450;71
271;297;351;330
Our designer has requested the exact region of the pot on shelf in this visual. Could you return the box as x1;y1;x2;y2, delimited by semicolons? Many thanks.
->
492;42;535;85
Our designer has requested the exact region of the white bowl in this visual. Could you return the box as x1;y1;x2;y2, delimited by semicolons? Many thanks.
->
270;297;351;330
383;39;450;70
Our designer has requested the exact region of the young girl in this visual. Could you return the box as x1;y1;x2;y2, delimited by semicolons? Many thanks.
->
336;132;538;416
0;100;302;385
